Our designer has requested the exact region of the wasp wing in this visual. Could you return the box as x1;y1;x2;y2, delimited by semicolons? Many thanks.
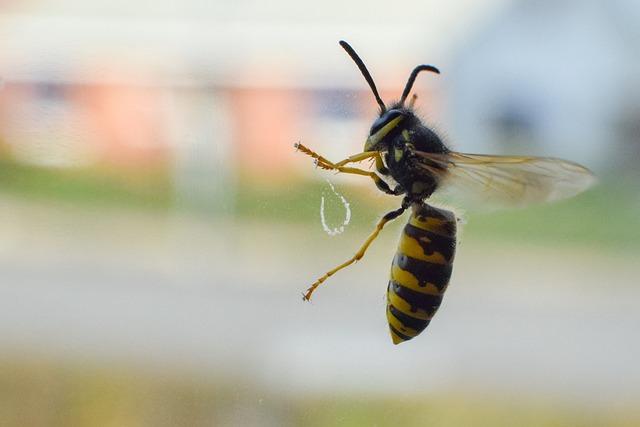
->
413;151;596;210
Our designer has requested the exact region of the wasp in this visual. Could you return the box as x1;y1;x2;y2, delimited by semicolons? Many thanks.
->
295;40;595;344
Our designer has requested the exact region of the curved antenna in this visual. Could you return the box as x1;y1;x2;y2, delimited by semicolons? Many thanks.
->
399;64;440;106
339;40;387;112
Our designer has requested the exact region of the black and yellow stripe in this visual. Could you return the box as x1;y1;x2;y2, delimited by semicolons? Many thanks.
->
386;203;457;344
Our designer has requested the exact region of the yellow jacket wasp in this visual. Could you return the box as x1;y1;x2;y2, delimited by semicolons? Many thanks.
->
296;40;595;344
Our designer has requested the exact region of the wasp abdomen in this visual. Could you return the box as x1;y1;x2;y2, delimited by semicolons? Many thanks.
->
386;203;457;344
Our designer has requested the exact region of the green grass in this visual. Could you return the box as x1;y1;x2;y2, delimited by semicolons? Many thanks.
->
0;157;637;250
234;179;388;227
296;395;640;427
0;158;172;210
236;178;640;251
463;181;640;250
1;360;638;427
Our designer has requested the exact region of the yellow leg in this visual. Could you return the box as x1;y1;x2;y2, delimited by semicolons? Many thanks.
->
294;142;377;168
294;142;334;167
294;143;388;189
328;165;374;177
375;152;388;174
335;151;378;167
303;206;407;301
322;164;397;193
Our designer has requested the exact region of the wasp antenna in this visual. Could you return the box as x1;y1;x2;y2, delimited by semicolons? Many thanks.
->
339;40;387;113
399;64;440;106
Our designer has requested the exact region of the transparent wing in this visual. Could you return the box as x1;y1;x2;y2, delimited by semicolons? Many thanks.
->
413;151;597;210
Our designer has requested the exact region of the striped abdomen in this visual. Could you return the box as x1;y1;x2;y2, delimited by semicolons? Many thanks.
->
386;203;457;344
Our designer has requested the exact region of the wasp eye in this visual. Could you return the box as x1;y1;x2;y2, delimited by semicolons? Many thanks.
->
370;110;403;135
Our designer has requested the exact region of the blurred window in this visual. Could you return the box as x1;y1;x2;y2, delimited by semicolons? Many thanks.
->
312;89;362;119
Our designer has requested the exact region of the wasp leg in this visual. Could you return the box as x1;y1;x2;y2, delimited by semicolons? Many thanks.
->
372;175;404;195
294;142;334;167
375;153;389;175
294;142;377;168
303;205;407;301
326;165;403;195
295;143;397;193
334;151;378;167
322;164;403;195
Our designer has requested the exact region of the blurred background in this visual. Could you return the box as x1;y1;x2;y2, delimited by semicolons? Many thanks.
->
0;0;639;426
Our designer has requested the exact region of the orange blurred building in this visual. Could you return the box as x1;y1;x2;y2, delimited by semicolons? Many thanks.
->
0;4;488;197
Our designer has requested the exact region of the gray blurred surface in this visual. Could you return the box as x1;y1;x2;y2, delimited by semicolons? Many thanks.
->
0;195;638;406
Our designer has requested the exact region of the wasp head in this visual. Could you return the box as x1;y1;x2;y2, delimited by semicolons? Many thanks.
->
365;108;413;152
338;40;439;153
